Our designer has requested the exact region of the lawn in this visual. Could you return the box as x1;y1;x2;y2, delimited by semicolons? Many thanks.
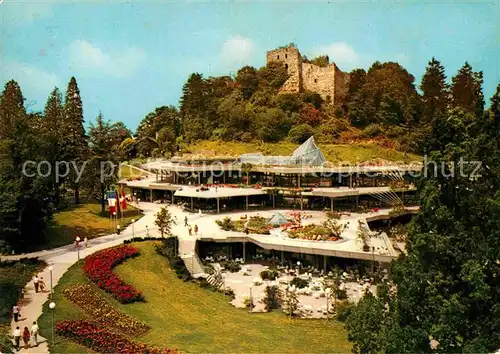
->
39;241;351;353
45;202;143;250
119;164;152;179
185;140;422;164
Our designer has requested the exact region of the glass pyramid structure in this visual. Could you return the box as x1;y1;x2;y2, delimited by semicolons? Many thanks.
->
240;136;326;166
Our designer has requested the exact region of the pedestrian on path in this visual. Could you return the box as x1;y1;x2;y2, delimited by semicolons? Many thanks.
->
184;216;188;227
39;277;46;292
12;305;20;322
22;326;30;349
33;275;39;293
188;226;192;236
20;288;25;300
84;236;88;248
194;224;198;236
30;321;39;347
13;326;21;350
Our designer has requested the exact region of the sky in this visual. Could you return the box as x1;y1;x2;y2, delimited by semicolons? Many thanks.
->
1;0;499;132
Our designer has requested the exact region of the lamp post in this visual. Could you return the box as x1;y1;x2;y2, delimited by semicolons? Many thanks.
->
325;287;332;320
48;266;54;299
249;286;253;314
222;273;226;300
131;219;135;239
75;237;81;263
49;302;56;345
296;261;301;275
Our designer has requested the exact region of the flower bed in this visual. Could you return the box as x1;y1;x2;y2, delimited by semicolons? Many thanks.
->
287;224;340;241
63;284;149;336
83;245;144;303
56;320;176;354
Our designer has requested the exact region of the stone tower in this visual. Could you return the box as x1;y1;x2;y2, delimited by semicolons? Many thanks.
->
266;44;302;93
266;44;349;105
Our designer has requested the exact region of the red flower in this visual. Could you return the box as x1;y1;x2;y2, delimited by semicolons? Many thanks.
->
83;245;144;304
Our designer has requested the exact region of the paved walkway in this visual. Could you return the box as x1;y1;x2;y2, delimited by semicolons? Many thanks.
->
7;202;164;353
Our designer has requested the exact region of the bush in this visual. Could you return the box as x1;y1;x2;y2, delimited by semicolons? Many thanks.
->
290;277;309;289
154;239;191;281
362;123;384;138
216;217;234;231
262;285;282;312
260;269;279;280
220;260;241;273
123;237;158;244
336;289;348;300
288;124;315;144
335;301;355;322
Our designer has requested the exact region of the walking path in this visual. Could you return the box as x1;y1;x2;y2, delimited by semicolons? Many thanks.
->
6;202;164;353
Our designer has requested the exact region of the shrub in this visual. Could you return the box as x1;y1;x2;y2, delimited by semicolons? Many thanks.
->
63;284;149;336
220;260;241;273
56;320;176;353
288;124;315;144
336;289;348;300
154;240;191;281
290;277;309;289
262;285;282;311
335;301;354;322
260;270;279;280
216;217;235;231
362;123;384;138
83;245;144;304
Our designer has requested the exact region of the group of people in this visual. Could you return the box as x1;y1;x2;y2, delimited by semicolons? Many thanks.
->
184;216;199;236
11;274;45;350
74;236;89;249
12;322;40;350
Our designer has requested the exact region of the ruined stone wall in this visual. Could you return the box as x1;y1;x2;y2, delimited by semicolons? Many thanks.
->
266;44;349;104
302;63;336;104
266;45;301;93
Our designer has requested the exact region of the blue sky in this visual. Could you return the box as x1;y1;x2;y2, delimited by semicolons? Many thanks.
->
1;0;499;131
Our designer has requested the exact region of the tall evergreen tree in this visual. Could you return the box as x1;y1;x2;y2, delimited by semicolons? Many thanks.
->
420;58;448;122
451;62;485;118
42;87;65;206
0;81;47;251
63;77;87;204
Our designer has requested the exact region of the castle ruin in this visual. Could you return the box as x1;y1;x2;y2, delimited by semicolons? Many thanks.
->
266;44;349;105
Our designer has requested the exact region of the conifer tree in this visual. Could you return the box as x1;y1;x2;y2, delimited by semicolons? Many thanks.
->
451;62;485;118
63;77;87;204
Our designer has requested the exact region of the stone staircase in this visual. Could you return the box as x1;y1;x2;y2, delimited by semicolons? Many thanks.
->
179;238;205;277
206;273;224;289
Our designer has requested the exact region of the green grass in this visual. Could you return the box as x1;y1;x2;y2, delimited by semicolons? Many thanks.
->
39;242;350;353
119;164;152;179
45;202;143;250
186;140;422;164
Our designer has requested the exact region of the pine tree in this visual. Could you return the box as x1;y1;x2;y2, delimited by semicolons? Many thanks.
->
451;62;485;118
420;58;448;123
43;87;65;206
63;77;87;204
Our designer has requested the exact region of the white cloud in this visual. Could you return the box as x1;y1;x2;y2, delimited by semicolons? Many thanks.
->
3;2;53;26
69;40;147;78
2;61;60;97
311;42;360;70
220;36;255;68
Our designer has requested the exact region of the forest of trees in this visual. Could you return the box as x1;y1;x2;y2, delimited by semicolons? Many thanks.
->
129;57;485;159
1;50;500;352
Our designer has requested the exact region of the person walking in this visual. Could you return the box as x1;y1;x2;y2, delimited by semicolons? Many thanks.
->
12;305;20;322
188;226;192;236
184;216;188;227
13;326;21;351
39;277;46;293
20;288;25;300
194;224;198;236
22;326;30;349
33;275;39;293
30;321;39;347
84;236;88;248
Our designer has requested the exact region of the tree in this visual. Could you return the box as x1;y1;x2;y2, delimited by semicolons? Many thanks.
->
42;87;65;207
0;81;48;251
257;62;289;90
288;124;314;144
155;206;176;239
62;77;88;204
253;107;292;142
236;66;259;100
282;286;299;318
323;211;347;239
240;163;253;185
451;62;484;118
262;284;282;312
420;58;448;123
136;106;180;157
87;113;120;213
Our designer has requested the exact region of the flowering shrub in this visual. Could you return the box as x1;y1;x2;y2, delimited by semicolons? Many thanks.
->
63;284;149;336
56;320;176;353
83;245;144;303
